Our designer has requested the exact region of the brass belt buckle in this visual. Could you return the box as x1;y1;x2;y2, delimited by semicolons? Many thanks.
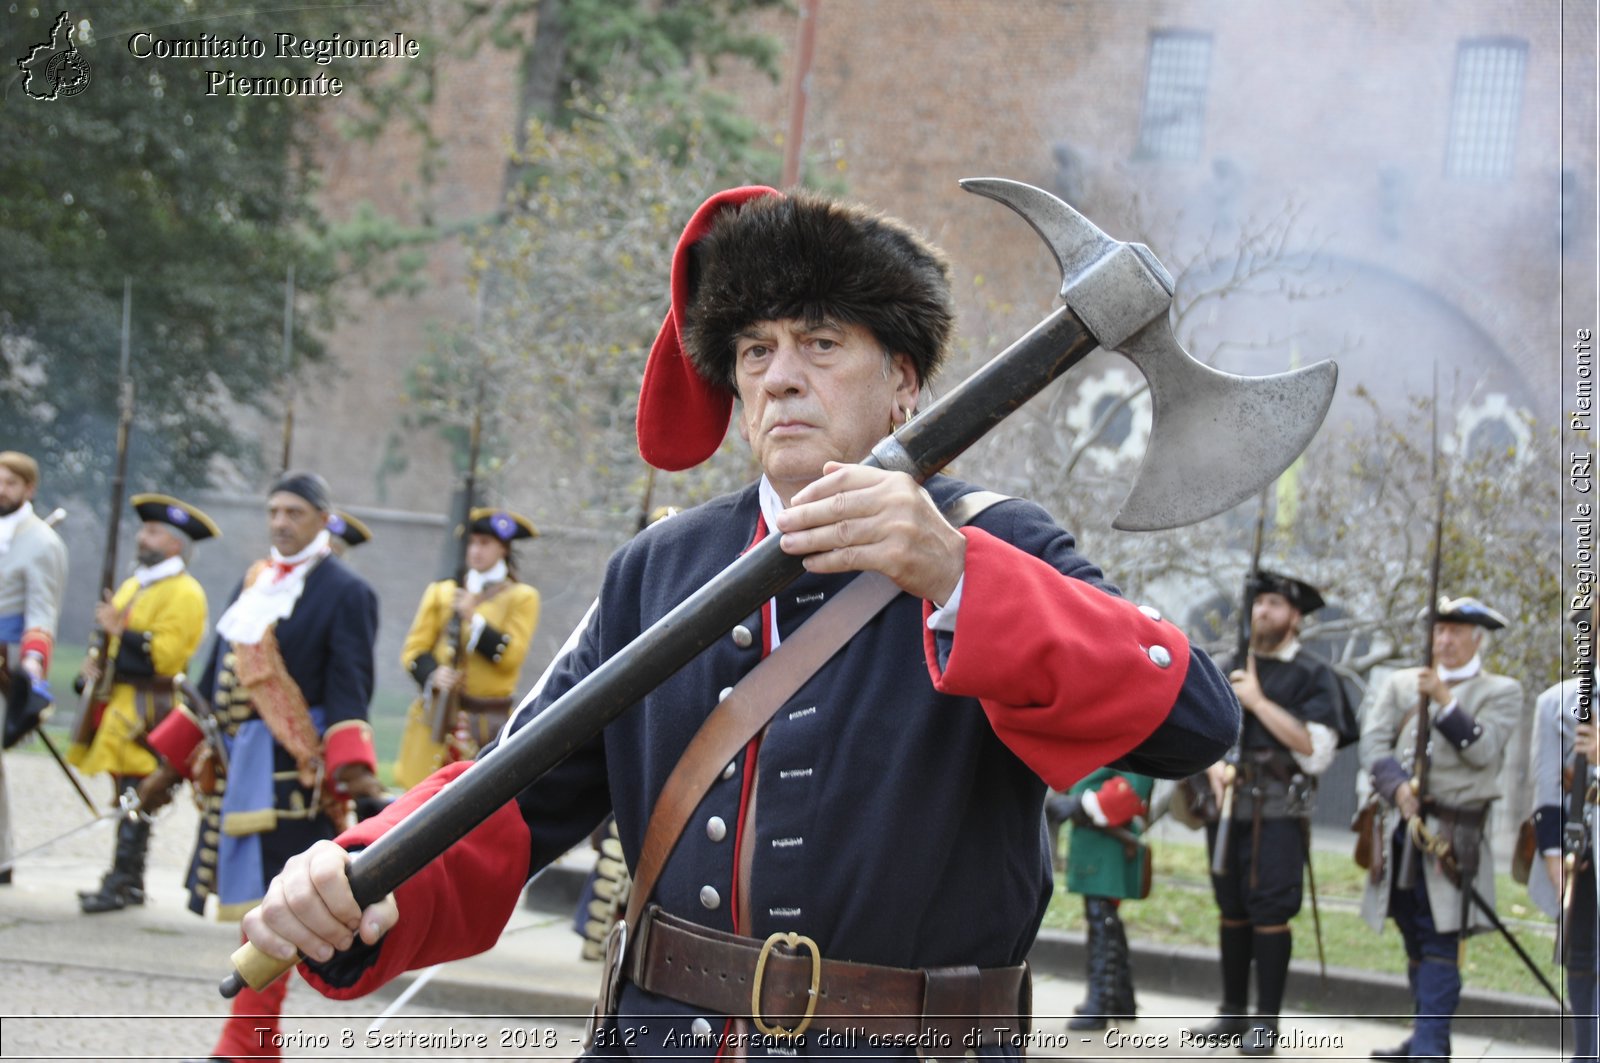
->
751;931;821;1038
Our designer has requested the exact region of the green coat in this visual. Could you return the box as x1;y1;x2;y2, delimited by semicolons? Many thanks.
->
1064;768;1155;900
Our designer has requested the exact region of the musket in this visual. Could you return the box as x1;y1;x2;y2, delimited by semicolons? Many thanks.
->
1429;842;1561;1003
70;279;135;751
1559;605;1594;965
1395;382;1445;892
1210;486;1269;878
280;264;296;473
219;177;1339;996
427;373;486;745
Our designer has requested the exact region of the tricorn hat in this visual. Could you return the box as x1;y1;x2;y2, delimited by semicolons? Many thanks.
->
1249;569;1325;614
130;493;221;542
1429;595;1508;630
461;507;538;544
326;510;374;549
636;187;955;472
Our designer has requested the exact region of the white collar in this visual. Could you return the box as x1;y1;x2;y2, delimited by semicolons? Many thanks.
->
465;559;508;594
270;529;331;572
757;475;783;533
134;555;186;587
0;501;35;554
1438;654;1482;683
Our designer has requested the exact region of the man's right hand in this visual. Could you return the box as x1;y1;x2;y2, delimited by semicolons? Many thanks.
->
242;839;399;964
1394;781;1421;821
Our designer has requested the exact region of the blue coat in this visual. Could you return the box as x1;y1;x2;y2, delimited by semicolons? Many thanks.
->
313;476;1238;1057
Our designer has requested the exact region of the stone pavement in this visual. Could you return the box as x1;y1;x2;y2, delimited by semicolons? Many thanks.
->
0;752;1567;1061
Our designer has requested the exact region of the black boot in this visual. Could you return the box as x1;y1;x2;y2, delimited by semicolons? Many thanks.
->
79;782;150;914
1067;897;1116;1030
1106;902;1137;1020
1188;920;1253;1039
1240;928;1292;1055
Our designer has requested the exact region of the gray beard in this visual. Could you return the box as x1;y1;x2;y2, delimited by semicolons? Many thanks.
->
136;547;167;568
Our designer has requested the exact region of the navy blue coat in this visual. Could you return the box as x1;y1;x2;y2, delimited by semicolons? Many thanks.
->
314;477;1237;1057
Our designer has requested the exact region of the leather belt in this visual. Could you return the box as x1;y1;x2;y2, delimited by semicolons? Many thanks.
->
457;694;514;714
627;907;1030;1046
1423;800;1489;829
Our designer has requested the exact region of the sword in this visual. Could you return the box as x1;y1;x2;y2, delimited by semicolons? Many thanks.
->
0;789;151;875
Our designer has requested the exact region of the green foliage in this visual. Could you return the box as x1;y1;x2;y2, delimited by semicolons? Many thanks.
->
0;1;418;500
409;82;759;528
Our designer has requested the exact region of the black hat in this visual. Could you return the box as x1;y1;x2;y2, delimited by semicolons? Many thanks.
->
461;507;538;544
130;493;221;542
270;470;332;512
326;510;374;549
1431;595;1508;630
681;190;955;394
1249;569;1325;614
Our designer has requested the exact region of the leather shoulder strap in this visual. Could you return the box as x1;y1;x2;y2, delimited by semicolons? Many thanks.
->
624;491;1011;929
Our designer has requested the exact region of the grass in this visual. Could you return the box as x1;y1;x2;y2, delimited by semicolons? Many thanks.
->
1043;836;1561;999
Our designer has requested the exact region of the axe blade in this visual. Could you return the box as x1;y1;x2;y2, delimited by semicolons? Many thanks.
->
1112;319;1338;530
960;177;1338;531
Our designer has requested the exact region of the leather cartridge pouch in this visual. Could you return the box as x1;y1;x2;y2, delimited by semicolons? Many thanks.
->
1510;816;1536;886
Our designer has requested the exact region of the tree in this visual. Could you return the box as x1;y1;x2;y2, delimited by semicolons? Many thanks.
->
405;82;760;532
0;1;427;499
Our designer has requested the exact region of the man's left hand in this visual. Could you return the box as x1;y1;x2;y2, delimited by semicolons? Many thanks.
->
776;462;966;604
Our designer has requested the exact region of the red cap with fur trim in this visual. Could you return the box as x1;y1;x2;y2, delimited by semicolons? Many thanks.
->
637;186;782;473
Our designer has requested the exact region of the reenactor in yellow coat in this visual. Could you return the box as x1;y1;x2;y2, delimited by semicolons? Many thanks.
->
394;508;539;788
69;493;217;913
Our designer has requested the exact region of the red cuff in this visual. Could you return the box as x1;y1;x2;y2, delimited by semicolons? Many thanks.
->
147;707;205;779
925;528;1189;791
300;762;533;999
20;629;52;670
324;720;378;777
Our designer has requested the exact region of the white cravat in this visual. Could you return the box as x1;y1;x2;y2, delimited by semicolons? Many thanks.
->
215;529;331;646
465;559;507;595
1438;654;1482;684
134;555;186;587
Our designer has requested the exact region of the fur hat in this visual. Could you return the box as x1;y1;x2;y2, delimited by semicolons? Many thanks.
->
636;188;955;472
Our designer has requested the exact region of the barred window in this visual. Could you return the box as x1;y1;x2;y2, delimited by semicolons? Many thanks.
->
1444;38;1526;181
1136;31;1212;162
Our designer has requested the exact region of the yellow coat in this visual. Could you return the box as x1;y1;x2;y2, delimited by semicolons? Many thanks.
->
68;570;208;778
394;578;539;787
